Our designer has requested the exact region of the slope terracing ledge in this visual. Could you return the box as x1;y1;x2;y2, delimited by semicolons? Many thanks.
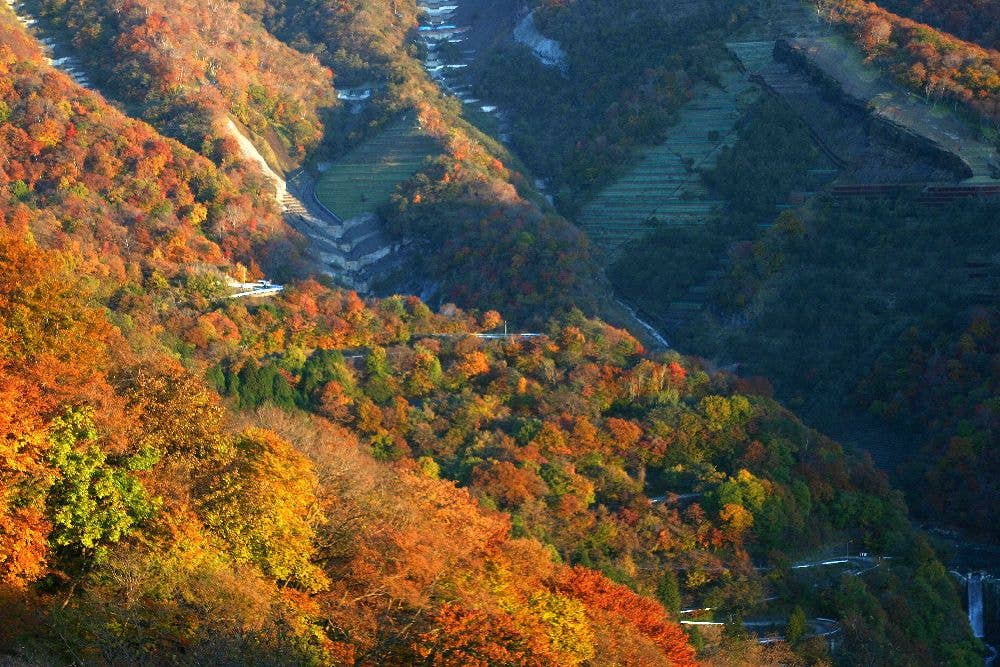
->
775;36;1000;183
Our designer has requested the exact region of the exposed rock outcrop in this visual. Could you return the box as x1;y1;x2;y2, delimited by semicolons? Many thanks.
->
513;12;567;71
225;119;287;202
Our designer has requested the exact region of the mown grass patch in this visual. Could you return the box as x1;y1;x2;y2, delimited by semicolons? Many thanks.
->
315;115;440;220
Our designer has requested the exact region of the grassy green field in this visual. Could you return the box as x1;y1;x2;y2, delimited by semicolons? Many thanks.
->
315;115;440;220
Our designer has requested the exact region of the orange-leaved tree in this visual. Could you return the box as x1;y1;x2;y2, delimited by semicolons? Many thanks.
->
557;566;697;666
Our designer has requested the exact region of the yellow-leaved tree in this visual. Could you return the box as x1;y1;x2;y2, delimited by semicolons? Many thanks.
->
199;428;327;591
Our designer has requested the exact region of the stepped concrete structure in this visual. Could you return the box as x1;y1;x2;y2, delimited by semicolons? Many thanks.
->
282;172;406;292
601;0;1000;337
779;36;999;182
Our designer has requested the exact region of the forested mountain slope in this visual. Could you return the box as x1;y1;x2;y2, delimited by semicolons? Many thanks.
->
256;0;610;323
31;0;614;323
857;0;1000;51
477;0;751;214
0;11;699;662
0;4;305;276
649;192;1000;541
0;0;990;664
36;0;336;167
469;0;1000;569
597;0;1000;543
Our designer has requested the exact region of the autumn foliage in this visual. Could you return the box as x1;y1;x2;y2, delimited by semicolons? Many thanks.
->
819;0;1000;119
0;10;309;278
874;0;1000;50
0;225;116;587
558;566;697;666
0;2;985;665
38;0;335;163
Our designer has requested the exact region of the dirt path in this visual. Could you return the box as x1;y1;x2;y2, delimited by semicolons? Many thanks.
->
225;119;286;202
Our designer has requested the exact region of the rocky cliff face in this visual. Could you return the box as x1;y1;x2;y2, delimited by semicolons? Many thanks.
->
513;11;567;70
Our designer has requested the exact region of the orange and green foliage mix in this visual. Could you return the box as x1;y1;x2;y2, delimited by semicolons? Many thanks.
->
0;2;987;665
37;0;336;163
0;21;696;659
818;0;1000;119
0;7;311;278
200;280;982;662
0;201;980;663
0;14;698;662
0;213;704;663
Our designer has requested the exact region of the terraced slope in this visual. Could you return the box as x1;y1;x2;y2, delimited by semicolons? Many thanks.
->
315;115;440;220
784;35;999;182
577;66;759;251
